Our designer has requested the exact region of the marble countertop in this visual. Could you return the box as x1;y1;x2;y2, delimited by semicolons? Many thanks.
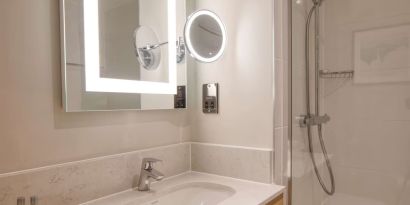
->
82;171;285;205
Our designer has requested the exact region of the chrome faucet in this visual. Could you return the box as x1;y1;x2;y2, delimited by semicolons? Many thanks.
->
137;158;164;191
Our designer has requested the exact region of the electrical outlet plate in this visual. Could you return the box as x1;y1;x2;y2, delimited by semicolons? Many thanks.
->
202;83;218;113
174;86;186;109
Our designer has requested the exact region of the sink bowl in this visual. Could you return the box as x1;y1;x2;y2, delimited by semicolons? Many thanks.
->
82;172;284;205
130;182;235;205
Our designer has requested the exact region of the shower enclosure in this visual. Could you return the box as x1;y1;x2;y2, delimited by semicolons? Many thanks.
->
290;0;410;204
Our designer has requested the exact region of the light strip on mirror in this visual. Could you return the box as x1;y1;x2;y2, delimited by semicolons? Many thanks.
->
83;0;177;94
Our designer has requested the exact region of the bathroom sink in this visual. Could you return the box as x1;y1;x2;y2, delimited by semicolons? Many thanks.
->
83;172;284;205
134;182;235;205
84;181;235;205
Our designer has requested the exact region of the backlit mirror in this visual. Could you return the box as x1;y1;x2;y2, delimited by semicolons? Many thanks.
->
60;0;187;111
184;10;227;63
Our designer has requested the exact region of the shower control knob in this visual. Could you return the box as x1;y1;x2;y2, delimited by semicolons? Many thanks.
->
296;115;309;127
297;114;330;127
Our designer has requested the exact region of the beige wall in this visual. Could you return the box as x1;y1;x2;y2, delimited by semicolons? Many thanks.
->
0;0;275;178
188;0;274;149
0;0;189;174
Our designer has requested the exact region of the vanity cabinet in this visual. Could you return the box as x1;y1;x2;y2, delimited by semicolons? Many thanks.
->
266;194;284;205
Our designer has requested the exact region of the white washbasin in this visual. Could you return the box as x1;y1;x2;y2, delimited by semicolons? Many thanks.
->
83;172;284;205
135;182;235;205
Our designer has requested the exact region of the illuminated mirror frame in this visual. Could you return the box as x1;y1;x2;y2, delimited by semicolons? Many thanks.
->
83;0;177;94
184;10;227;63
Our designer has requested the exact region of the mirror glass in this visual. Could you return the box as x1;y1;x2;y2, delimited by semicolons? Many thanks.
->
184;10;227;63
61;0;187;111
98;0;141;81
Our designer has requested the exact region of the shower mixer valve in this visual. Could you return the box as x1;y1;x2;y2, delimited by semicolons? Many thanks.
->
297;114;330;127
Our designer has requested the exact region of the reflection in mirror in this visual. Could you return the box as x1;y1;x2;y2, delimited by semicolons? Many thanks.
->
184;10;227;63
60;0;187;111
134;26;163;72
99;0;141;81
83;0;176;94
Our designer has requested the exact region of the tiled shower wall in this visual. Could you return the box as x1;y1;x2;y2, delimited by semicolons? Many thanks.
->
322;0;410;204
290;0;410;205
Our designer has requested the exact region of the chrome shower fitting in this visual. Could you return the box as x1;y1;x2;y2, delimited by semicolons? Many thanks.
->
301;0;336;195
319;70;354;79
298;114;330;127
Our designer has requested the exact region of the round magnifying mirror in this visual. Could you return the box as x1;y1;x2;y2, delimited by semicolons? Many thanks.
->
184;10;227;63
134;26;161;70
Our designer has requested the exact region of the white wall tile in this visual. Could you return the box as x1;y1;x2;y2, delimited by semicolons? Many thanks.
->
318;0;410;203
334;165;405;205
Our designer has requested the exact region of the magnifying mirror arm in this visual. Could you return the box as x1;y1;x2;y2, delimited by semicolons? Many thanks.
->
139;39;184;51
136;38;186;67
176;37;185;63
141;41;169;51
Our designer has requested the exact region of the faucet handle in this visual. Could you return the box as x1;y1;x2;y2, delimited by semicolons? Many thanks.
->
142;158;162;170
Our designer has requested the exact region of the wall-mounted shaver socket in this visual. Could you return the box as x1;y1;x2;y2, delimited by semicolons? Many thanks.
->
202;83;219;114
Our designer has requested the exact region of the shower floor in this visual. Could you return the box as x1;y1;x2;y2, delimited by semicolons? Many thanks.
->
321;193;385;205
